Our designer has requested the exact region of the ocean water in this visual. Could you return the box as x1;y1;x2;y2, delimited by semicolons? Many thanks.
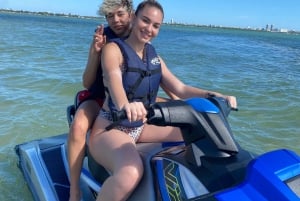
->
1;12;300;200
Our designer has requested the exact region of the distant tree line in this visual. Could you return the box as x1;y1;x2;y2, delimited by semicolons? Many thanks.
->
0;8;102;20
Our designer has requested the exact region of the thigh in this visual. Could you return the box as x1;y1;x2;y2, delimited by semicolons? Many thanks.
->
89;117;142;173
138;124;183;143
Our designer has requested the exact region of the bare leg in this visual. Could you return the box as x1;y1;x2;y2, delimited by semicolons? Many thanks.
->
68;100;100;201
138;124;183;143
89;117;144;201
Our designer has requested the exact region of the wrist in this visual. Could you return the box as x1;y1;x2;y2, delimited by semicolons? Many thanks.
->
207;92;216;98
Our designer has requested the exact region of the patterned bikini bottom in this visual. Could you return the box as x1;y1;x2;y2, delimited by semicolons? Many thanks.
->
99;109;144;142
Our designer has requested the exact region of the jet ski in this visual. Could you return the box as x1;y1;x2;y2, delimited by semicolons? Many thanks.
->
15;94;300;201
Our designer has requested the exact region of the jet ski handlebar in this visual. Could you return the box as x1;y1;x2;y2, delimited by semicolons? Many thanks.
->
112;97;236;125
111;97;239;157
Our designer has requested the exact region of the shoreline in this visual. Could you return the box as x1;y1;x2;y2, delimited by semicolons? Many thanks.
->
0;8;102;20
1;9;299;34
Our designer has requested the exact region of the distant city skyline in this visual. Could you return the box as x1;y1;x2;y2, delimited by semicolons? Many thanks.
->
1;0;299;31
3;8;298;34
167;17;295;33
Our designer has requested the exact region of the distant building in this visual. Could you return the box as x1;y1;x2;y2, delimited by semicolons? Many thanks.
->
280;29;288;33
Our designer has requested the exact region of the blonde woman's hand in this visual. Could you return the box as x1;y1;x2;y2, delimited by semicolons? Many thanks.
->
93;25;106;52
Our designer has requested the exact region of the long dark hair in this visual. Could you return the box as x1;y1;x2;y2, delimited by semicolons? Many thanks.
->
135;0;164;19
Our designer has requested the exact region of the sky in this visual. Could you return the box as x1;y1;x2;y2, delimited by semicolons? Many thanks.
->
1;0;299;31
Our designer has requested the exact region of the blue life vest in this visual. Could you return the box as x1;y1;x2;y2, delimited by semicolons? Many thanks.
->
107;38;162;126
88;27;118;99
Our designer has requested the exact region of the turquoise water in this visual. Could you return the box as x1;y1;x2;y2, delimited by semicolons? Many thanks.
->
1;12;300;200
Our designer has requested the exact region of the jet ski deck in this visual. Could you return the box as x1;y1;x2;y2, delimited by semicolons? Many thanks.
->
15;97;300;201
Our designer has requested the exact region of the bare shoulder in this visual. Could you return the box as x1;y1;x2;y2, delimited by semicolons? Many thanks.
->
101;42;123;68
102;41;121;54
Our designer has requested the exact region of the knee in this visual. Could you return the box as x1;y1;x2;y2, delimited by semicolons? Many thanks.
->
69;114;90;140
127;163;144;182
117;162;144;192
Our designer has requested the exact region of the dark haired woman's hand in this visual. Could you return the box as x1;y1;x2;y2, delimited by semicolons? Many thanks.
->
225;95;237;110
123;102;147;123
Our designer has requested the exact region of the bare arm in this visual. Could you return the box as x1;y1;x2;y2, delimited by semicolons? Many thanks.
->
159;83;180;100
101;43;128;110
82;25;106;89
101;43;147;122
159;57;237;109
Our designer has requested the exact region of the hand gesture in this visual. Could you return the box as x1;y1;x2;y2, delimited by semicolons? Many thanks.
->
93;25;106;52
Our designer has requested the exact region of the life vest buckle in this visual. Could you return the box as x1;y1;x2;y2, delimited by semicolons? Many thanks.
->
142;70;151;78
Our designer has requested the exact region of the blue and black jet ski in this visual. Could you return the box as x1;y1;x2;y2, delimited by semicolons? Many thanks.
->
15;95;300;201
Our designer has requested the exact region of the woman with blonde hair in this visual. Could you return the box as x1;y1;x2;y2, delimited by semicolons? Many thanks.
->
68;1;133;200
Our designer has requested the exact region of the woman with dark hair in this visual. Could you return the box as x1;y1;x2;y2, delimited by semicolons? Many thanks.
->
89;1;237;200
